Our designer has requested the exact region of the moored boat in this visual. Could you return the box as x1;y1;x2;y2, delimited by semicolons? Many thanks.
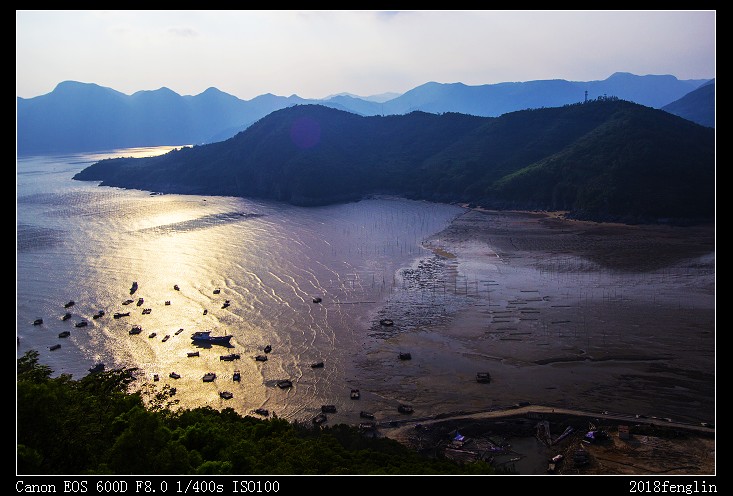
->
254;408;269;416
33;318;43;326
360;411;375;419
219;391;233;400
277;379;292;389
312;413;327;425
187;351;200;357
220;353;240;361
113;312;130;319
130;281;138;294
190;330;233;346
62;313;72;321
398;352;412;360
75;321;88;328
88;363;105;374
129;325;143;335
58;331;70;338
169;372;181;379
311;361;324;368
350;389;360;400
233;370;241;381
64;301;75;309
49;344;61;351
398;404;414;414
202;372;217;382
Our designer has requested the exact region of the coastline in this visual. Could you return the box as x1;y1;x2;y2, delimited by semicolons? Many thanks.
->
359;206;714;425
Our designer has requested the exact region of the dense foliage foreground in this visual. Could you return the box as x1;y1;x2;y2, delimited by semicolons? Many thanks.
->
16;351;498;475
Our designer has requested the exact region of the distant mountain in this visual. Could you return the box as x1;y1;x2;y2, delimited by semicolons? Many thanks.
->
74;100;714;224
18;73;710;155
662;79;715;128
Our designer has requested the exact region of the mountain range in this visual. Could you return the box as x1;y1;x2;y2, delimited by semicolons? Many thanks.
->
73;99;714;224
18;72;713;155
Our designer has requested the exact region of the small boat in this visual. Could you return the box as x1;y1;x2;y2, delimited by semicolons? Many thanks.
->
92;310;105;319
153;374;159;382
129;325;143;335
190;330;233;346
58;331;70;338
141;308;152;315
162;335;170;342
122;299;134;305
130;281;138;295
203;309;208;315
213;288;221;294
219;391;233;400
62;313;72;321
220;353;241;361
175;328;184;335
75;321;88;328
350;389;360;400
312;413;327;425
255;355;268;362
169;388;177;396
49;344;61;351
254;408;269;416
173;284;180;291
221;300;230;309
88;363;105;374
64;301;75;308
148;332;157;338
359;421;376;431
169;372;181;379
33;319;43;325
136;298;144;306
398;404;414;414
321;405;337;413
202;372;217;382
311;361;324;369
277;379;292;389
312;296;322;304
263;345;272;354
379;319;394;326
360;411;375;419
476;372;491;383
398;352;412;360
233;370;241;381
113;312;130;319
164;301;171;306
187;351;200;357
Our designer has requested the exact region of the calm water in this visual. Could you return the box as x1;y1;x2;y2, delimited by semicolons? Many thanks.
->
17;147;465;422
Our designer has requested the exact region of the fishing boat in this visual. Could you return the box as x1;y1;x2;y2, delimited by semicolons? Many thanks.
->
62;313;72;321
33;318;43;325
148;332;157;338
190;330;233;346
161;335;170;342
233;370;241;381
49;344;61;351
321;405;337;413
476;372;491;383
122;299;134;305
92;310;105;319
254;408;269;416
173;284;180;291
187;351;199;357
141;308;152;315
88;363;105;374
58;331;70;338
129;325;142;335
64;301;75;308
114;312;130;319
379;318;394;326
169;372;181;379
264;345;272;353
398;352;412;360
213;288;221;294
255;355;268;362
360;411;375;419
350;389;360;400
398;404;414;414
312;413;327;425
130;281;138;295
75;321;88;328
219;391;233;400
311;361;324;368
220;353;241;361
202;372;217;382
136;298;144;306
277;379;292;389
312;296;322;303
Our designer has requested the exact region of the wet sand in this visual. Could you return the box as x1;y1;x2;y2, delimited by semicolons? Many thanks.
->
354;209;715;426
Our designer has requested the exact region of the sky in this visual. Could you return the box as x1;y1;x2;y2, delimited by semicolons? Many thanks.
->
16;10;716;101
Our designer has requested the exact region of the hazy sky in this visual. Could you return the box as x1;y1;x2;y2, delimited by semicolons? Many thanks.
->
16;10;716;101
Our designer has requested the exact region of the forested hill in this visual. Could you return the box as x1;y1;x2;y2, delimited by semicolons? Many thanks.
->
74;100;715;224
